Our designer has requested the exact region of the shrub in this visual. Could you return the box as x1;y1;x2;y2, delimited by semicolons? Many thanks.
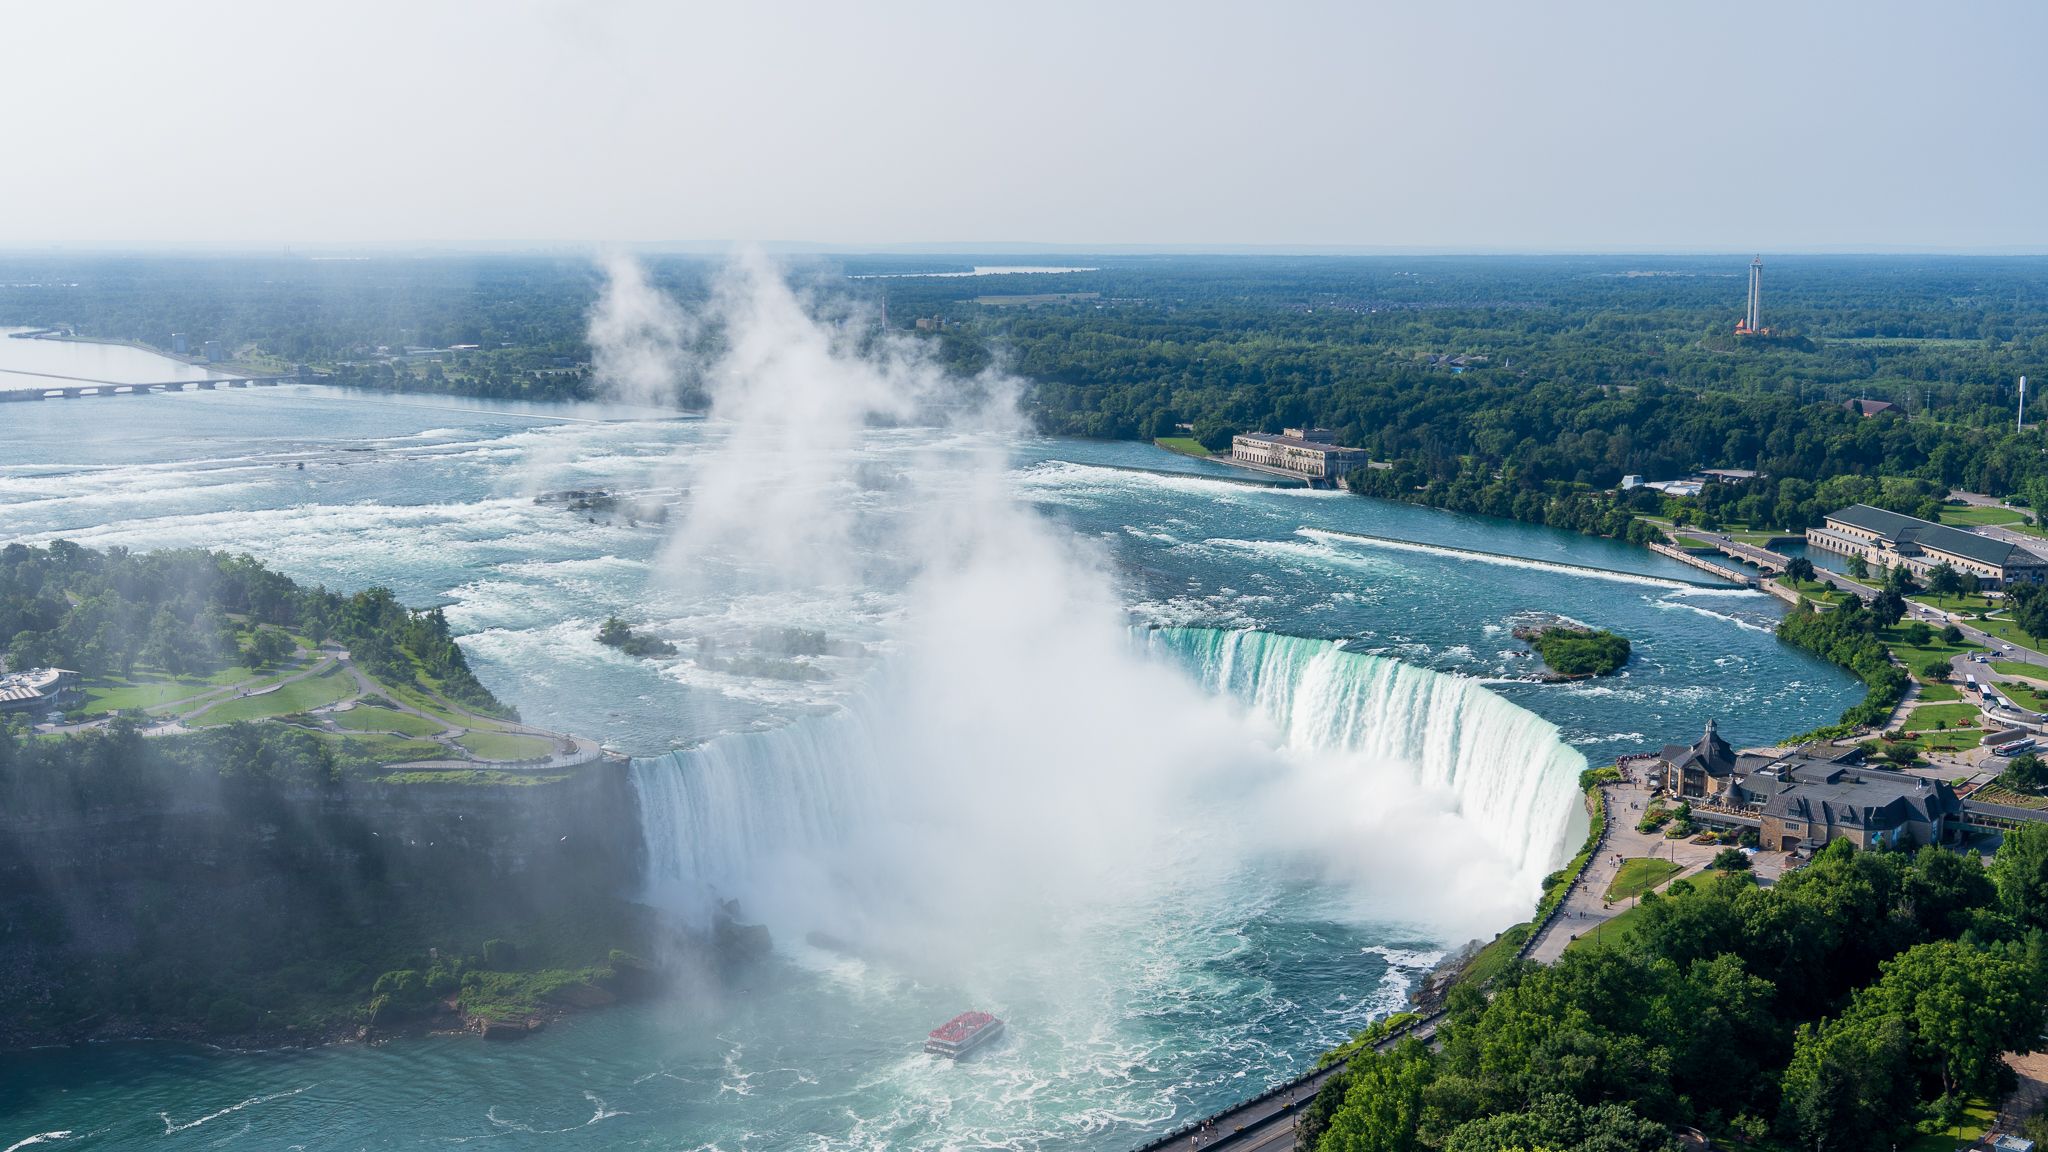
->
1710;847;1752;871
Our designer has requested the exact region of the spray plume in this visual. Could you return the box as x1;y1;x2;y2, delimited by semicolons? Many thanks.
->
586;253;1580;974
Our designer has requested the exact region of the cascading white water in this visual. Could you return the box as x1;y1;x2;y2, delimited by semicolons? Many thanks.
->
1141;627;1588;882
630;626;1587;938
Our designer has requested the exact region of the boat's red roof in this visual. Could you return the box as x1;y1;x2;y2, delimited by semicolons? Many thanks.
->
928;1011;998;1043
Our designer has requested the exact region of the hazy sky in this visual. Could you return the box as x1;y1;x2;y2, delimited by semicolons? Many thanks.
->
4;0;2044;252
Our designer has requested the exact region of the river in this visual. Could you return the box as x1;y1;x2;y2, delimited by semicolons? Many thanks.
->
0;336;1860;1150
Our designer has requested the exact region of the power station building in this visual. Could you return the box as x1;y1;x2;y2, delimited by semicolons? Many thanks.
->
1805;504;2048;589
1230;428;1372;483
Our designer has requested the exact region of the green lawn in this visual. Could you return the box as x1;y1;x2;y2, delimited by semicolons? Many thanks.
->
455;729;555;761
1902;1099;1996;1152
1901;702;1986;731
194;664;355;725
81;660;297;715
1605;857;1684;902
1910;591;1999;614
329;705;444;737
1911;681;1962;702
1999;680;2048;711
1152;436;1212;457
1669;535;1718;549
1992;660;2048;681
1966;614;2048;654
1575;871;1751;950
1780;577;1853;606
1881;627;1983;670
1893;728;1986;754
1937;503;2028;527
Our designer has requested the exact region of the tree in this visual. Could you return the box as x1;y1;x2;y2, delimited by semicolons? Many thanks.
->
1871;588;1908;628
1962;572;1982;597
1940;624;1964;644
2000;752;2047;794
1785;556;1817;583
1885;564;1919;595
1710;847;1751;871
1841;940;2047;1104
1919;657;1951;681
1319;1040;1433;1152
2010;584;2048;646
1990;822;2048;931
1780;1014;1915;1152
1927;562;1962;598
1903;621;1933;646
1848;554;1870;580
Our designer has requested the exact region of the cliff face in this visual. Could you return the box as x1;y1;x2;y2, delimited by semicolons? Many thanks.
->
0;764;648;1046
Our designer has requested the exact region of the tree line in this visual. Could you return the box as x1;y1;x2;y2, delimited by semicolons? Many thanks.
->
1303;832;2048;1152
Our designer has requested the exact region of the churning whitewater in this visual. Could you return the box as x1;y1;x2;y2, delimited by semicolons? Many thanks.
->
0;264;1863;1152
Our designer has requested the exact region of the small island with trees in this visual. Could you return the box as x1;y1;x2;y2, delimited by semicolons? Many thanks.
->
598;615;677;658
1516;622;1633;678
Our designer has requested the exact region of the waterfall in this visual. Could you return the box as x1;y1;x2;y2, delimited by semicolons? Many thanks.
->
629;627;1588;931
1139;627;1587;882
630;707;883;927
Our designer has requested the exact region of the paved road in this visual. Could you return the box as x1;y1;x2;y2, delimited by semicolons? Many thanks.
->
1147;1016;1445;1152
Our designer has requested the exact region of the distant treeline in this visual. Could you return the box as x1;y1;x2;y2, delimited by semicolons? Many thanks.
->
13;255;2048;535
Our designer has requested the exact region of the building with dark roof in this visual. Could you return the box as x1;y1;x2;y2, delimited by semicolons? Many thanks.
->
1656;718;1738;799
1748;760;1962;852
1230;428;1372;483
1844;398;1896;417
1806;503;2048;589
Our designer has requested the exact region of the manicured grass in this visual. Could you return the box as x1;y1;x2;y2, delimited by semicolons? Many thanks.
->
1881;627;1982;671
375;769;568;786
1992;660;2048;681
81;660;295;715
1574;871;1750;950
455;729;555;761
1902;1099;1996;1152
1911;681;1962;702
1670;535;1718;549
1911;591;1999;614
1152;436;1212;457
322;732;452;767
1781;577;1853;606
1999;680;2048;711
1895;728;1985;753
1605;857;1684;902
1901;702;1986;731
330;704;444;737
1965;614;2048;654
195;664;354;725
1937;504;2028;527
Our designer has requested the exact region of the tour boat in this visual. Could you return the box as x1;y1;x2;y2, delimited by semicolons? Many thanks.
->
924;1011;1004;1058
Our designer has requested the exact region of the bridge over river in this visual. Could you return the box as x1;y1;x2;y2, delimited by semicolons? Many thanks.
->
0;367;303;401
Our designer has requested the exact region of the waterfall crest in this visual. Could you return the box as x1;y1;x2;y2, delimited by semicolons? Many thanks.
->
1139;627;1587;882
630;626;1587;933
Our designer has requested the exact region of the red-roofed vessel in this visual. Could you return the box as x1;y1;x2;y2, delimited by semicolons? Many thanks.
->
924;1011;1004;1058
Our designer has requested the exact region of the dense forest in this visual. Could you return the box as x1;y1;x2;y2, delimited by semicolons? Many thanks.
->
1302;832;2048;1152
8;253;2048;538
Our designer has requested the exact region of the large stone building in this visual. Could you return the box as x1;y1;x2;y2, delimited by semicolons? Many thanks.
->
1230;427;1372;483
1753;759;1962;852
1806;503;2048;589
1649;720;1963;853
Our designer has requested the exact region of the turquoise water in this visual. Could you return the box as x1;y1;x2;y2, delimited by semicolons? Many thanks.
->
0;368;1861;1149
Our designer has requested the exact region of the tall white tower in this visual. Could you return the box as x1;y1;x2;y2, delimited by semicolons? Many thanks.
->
2021;375;2029;433
1745;256;1763;332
